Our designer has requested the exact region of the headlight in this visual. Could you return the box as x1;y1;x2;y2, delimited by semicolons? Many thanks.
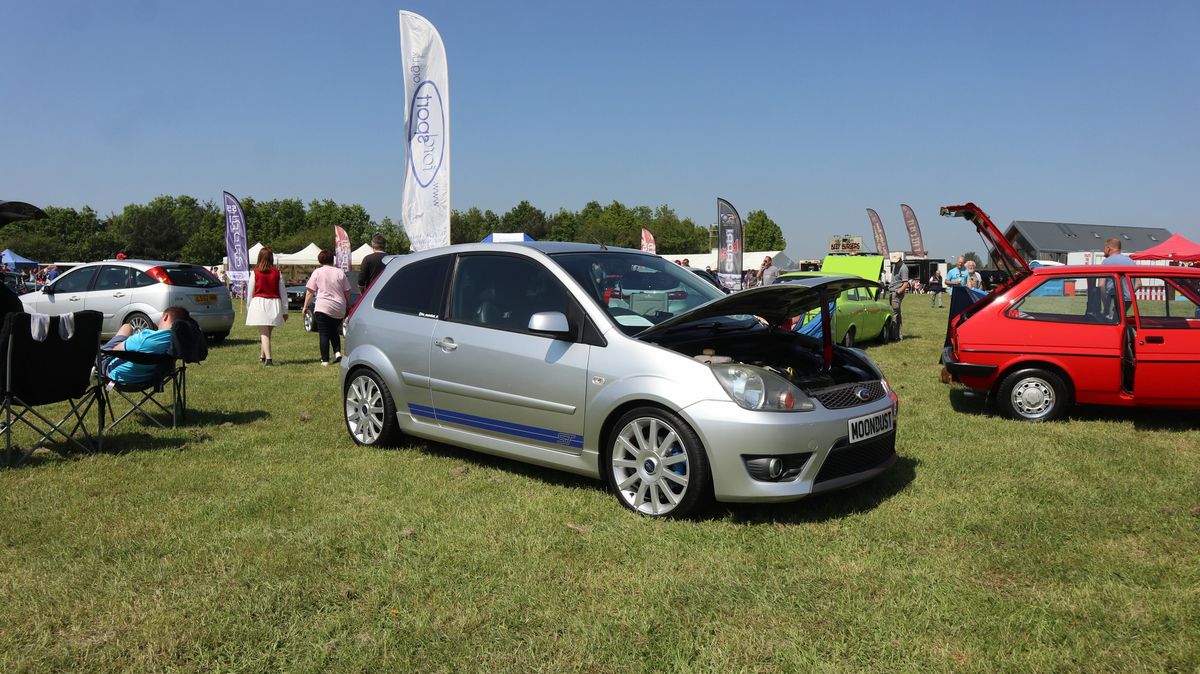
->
710;364;814;412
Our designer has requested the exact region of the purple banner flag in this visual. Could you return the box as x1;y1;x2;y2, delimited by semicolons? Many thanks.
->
716;198;743;291
900;204;927;257
223;191;249;298
866;208;890;258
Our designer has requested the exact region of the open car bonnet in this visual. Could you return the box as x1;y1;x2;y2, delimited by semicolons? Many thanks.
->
940;203;1031;279
636;275;881;341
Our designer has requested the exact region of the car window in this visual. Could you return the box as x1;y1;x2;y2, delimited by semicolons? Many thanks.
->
552;251;724;335
1132;277;1200;329
52;266;99;293
1007;275;1118;325
373;254;452;318
449;254;572;333
93;265;131;291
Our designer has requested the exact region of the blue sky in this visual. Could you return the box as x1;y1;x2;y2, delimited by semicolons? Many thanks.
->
2;0;1197;259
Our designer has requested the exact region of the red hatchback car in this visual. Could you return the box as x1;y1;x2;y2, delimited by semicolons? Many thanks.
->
941;203;1200;421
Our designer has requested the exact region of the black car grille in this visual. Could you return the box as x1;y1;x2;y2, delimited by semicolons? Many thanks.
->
811;381;886;410
814;433;896;484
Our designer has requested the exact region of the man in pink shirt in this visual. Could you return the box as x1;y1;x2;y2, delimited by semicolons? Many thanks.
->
302;250;352;365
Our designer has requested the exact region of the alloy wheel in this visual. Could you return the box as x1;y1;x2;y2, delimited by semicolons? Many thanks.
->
345;374;385;444
611;416;690;516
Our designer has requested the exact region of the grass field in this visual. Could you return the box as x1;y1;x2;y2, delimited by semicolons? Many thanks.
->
1;298;1197;671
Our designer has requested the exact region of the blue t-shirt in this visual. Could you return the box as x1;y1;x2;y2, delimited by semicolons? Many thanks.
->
108;328;173;385
945;266;966;286
1102;252;1134;266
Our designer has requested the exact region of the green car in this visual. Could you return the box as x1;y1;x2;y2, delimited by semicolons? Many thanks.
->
778;255;894;347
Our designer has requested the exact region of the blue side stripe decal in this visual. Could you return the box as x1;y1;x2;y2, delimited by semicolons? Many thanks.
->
409;403;584;449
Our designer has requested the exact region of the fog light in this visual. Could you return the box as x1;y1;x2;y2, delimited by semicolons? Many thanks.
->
767;458;783;479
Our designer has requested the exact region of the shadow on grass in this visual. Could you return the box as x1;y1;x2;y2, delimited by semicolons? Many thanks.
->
715;456;919;524
949;387;1200;431
6;431;192;468
209;338;258;347
396;437;919;524
400;438;599;492
182;408;270;427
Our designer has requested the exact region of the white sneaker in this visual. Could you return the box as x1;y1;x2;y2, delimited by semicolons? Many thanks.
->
333;352;342;363
321;361;329;366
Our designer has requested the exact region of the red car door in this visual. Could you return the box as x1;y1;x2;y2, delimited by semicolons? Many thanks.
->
1130;274;1200;406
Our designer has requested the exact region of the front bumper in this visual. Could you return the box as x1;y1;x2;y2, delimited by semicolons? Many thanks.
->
682;397;898;503
942;346;997;380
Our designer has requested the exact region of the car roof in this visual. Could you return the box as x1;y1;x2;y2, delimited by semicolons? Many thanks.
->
64;259;201;271
1030;265;1200;276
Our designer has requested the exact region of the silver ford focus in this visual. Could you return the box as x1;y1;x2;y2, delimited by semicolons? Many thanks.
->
341;243;898;518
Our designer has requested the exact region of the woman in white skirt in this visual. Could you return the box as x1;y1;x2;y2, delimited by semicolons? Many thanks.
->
246;247;288;366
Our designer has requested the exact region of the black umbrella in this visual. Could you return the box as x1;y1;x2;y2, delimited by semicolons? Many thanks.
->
0;201;48;227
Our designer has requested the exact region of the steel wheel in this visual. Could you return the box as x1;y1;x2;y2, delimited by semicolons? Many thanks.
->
842;327;855;348
997;368;1069;422
344;369;399;446
607;407;710;518
304;309;314;332
126;312;153;332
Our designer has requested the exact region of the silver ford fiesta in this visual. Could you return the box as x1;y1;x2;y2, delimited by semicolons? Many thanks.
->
341;242;898;518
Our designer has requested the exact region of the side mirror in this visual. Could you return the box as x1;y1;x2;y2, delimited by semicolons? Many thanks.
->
43;283;55;295
528;311;571;337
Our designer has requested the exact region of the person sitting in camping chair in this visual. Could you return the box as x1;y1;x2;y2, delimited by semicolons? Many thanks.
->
99;306;189;385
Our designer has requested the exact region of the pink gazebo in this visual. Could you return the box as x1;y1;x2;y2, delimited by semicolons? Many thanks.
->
1129;233;1200;263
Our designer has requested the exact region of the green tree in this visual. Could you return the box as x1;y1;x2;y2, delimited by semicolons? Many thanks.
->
546;208;577;242
451;207;498;244
500;200;548;239
372;217;411;254
744;210;786;251
963;251;982;267
111;197;186;260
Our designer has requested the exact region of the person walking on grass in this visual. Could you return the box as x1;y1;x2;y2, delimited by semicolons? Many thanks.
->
888;252;909;340
358;233;388;293
246;247;287;366
302;249;351;366
929;270;944;308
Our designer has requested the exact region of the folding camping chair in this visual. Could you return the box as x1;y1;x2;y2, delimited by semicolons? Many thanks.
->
97;317;207;437
0;310;103;466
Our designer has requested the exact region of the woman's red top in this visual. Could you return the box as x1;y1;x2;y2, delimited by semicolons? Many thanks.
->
253;267;282;299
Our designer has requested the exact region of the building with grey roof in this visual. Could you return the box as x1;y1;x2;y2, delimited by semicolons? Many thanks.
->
1003;221;1173;263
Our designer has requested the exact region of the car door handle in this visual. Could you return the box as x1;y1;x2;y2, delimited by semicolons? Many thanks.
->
69;295;81;301
434;337;458;352
112;292;126;298
1145;336;1165;344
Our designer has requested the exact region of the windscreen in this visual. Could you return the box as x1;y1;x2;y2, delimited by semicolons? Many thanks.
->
552;252;725;335
163;265;223;288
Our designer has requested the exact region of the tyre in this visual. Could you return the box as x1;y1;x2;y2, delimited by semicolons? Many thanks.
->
207;332;228;344
842;327;856;348
996;368;1070;422
881;318;894;342
304;308;314;332
125;311;153;332
605;407;711;518
344;369;400;446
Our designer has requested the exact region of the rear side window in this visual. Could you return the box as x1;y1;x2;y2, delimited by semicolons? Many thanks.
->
133;271;157;287
374;255;451;318
53;266;98;293
162;266;221;288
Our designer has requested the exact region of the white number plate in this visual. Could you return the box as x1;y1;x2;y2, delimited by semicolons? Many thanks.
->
848;407;894;444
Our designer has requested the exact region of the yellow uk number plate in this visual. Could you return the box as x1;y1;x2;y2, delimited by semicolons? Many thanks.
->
193;293;217;305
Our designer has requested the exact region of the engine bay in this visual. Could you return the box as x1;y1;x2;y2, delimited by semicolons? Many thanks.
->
653;328;879;392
